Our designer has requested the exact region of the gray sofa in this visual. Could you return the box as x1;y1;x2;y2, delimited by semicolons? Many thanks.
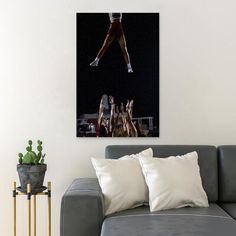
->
60;145;236;236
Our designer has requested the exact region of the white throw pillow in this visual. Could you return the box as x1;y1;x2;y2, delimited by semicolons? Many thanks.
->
119;148;153;160
91;148;153;215
139;151;209;212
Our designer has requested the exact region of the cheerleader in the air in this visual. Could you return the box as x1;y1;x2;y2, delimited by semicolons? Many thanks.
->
90;13;133;73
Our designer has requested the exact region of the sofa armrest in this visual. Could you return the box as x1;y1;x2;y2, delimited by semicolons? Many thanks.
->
60;178;104;236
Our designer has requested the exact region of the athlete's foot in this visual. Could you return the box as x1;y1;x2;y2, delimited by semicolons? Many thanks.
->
127;63;133;73
128;68;133;73
90;59;99;67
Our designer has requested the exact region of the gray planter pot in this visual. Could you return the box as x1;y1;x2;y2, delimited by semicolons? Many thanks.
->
17;164;47;194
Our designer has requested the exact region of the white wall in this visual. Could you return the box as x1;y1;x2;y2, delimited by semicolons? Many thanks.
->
1;0;236;235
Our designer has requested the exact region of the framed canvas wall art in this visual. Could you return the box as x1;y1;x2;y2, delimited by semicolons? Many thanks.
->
76;13;159;137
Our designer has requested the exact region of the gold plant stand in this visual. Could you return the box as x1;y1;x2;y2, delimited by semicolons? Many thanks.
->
12;181;51;236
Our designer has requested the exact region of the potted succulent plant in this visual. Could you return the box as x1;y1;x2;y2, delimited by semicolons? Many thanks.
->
17;140;46;193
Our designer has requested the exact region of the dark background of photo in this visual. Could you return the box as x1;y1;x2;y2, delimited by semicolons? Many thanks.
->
76;13;159;136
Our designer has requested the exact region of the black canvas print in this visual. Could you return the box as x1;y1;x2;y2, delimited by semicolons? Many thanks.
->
76;13;159;137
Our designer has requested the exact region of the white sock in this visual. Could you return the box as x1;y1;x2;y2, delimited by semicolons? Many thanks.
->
90;57;100;66
127;63;133;73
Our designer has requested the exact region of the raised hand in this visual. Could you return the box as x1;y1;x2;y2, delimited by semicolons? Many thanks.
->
126;100;130;112
109;95;114;105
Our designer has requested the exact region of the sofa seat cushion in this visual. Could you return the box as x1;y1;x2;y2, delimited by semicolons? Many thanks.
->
101;204;236;236
220;203;236;220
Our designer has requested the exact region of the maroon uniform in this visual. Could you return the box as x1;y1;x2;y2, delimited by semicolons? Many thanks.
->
107;13;124;38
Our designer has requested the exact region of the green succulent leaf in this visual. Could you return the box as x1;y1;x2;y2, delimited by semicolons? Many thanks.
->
34;156;40;165
18;153;23;158
19;140;46;165
37;146;43;151
22;152;35;164
37;140;42;145
18;157;23;164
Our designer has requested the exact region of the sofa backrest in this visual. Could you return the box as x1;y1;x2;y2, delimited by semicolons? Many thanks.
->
218;146;236;202
105;145;218;202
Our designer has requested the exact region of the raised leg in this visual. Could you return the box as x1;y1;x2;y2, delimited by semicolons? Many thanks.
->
117;35;133;73
90;34;114;67
96;34;114;60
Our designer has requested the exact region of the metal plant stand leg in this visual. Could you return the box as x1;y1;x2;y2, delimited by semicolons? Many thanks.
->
33;195;36;236
27;184;31;236
12;181;52;236
47;182;51;236
13;182;16;236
